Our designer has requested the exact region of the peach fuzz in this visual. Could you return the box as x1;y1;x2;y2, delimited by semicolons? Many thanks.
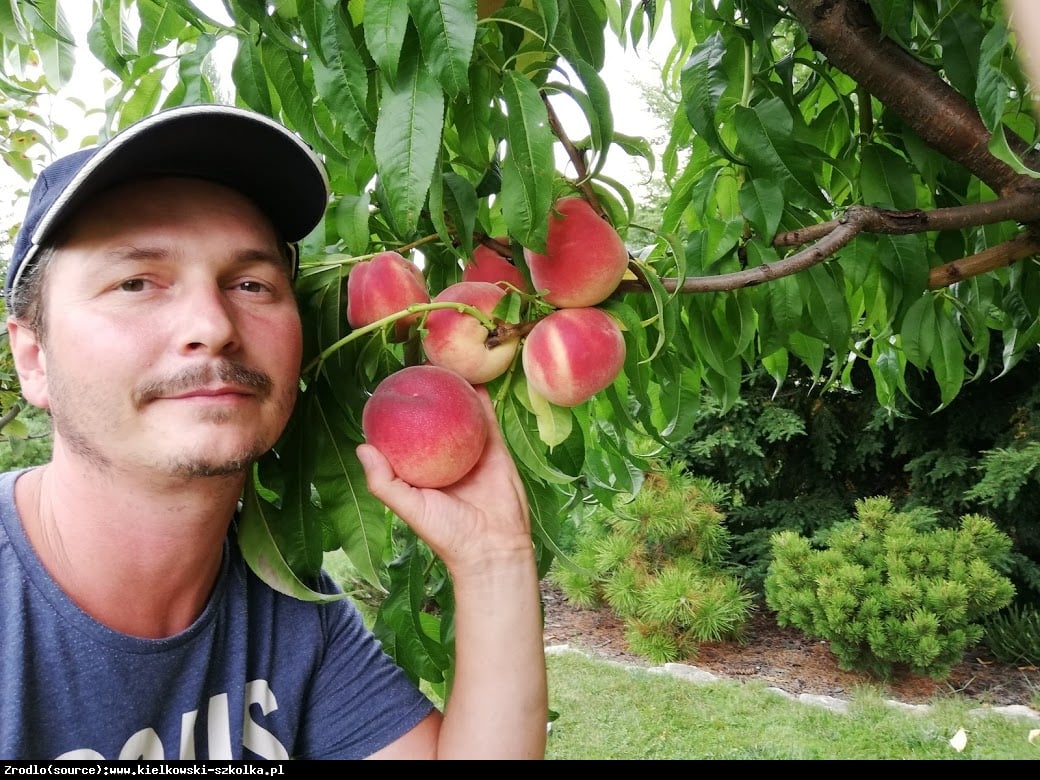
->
462;238;530;292
346;251;430;342
361;365;489;489
422;281;520;384
521;307;626;407
523;197;629;308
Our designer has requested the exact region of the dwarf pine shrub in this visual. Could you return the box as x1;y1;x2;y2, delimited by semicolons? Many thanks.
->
550;462;753;664
764;496;1015;679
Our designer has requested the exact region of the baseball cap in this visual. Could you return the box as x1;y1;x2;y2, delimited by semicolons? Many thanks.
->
5;103;330;298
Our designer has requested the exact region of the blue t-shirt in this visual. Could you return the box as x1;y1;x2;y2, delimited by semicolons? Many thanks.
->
0;468;436;760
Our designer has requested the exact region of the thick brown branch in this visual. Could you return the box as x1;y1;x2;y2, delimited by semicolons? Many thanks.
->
615;205;1040;295
928;231;1040;288
786;0;1037;195
618;215;860;293
775;194;1040;247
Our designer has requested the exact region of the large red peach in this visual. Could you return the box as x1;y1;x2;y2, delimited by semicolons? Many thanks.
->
463;238;530;292
361;365;489;488
346;251;430;342
521;307;626;407
422;281;520;384
523;197;629;308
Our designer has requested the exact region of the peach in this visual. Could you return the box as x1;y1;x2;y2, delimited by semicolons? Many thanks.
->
346;251;430;342
422;281;520;384
523;197;629;308
361;365;489;488
462;238;529;292
521;306;626;407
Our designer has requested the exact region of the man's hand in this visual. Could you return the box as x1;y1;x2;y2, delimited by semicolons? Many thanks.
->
355;385;532;574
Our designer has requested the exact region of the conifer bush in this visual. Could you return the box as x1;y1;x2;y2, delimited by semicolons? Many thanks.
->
764;497;1016;679
551;463;753;664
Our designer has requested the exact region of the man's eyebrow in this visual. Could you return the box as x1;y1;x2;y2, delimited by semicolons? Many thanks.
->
95;245;290;270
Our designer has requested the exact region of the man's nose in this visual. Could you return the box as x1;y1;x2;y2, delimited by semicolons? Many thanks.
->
178;283;240;355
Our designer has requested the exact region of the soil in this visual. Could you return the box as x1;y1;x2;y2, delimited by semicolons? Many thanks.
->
541;582;1040;709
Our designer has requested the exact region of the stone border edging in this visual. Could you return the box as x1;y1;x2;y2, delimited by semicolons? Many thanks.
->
545;643;1040;722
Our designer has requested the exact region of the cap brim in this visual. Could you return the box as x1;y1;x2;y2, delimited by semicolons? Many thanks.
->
28;104;329;263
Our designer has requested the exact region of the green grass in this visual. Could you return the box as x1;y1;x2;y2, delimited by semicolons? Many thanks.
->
543;649;1040;759
324;551;1040;759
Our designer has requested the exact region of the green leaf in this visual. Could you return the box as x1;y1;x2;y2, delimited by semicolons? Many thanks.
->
734;100;828;210
559;0;605;71
761;348;789;396
312;400;388;591
235;0;305;53
804;265;851;354
680;30;730;160
312;8;375;148
931;309;966;410
648;354;702;443
260;37;319;148
975;14;1010;134
374;39;445;234
23;0;74;87
374;542;450;684
787;332;825;380
859;143;916;209
868;338;909;410
564;57;613;177
0;0;30;44
900;293;937;370
238;481;346;603
499;70;554;253
334;193;372;264
526;383;574;449
137;0;188;53
738;178;784;240
363;0;410;83
429;171;478;257
231;32;275;115
502;389;578;484
938;8;983;100
173;33;216;105
114;64;166;126
407;0;477;98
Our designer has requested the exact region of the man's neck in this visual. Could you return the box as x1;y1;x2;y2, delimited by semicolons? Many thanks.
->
14;460;246;638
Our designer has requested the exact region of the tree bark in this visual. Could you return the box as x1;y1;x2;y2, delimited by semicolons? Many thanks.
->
785;0;1039;197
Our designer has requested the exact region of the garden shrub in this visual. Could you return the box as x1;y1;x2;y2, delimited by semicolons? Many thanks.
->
764;496;1015;679
550;462;753;664
982;602;1040;666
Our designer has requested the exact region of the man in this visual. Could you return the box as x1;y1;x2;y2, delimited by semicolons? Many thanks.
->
0;104;547;760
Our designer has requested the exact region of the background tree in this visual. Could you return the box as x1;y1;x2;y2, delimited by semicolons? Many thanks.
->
3;0;1040;689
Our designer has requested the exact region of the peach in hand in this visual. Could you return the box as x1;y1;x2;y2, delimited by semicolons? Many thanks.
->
422;281;520;384
361;365;489;489
521;306;626;407
523;197;629;308
346;251;430;342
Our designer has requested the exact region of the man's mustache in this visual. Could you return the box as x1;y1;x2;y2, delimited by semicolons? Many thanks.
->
134;363;273;405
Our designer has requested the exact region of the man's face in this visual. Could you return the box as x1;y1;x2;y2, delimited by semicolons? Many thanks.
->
12;176;303;482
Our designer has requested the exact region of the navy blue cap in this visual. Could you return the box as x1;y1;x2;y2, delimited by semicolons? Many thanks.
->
6;104;330;297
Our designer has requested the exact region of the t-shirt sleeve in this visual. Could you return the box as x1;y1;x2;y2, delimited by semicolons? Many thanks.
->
294;574;438;759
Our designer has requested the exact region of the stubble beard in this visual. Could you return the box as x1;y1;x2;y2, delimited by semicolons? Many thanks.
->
47;361;294;481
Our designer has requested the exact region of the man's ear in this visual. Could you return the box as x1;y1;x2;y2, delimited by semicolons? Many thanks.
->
7;318;49;409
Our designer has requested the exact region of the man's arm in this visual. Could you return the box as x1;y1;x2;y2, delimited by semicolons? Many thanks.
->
356;387;548;760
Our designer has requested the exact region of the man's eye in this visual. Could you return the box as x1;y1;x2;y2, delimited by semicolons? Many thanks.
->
238;280;270;293
119;279;147;292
